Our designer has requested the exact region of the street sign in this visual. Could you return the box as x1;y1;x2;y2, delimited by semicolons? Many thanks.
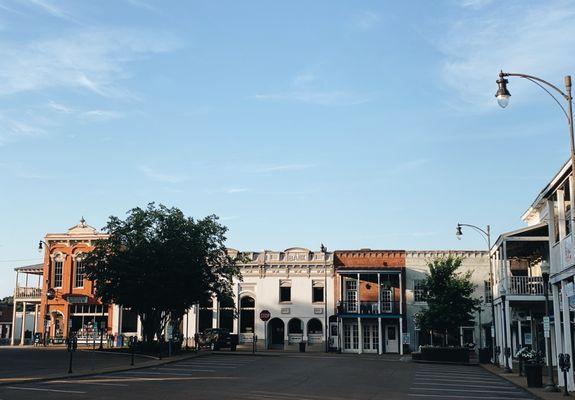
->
259;310;271;322
491;326;494;337
543;316;550;330
66;295;88;304
402;333;410;345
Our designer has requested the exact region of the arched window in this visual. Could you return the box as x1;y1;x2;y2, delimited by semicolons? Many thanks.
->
288;318;303;334
307;318;323;334
240;295;255;333
219;295;235;332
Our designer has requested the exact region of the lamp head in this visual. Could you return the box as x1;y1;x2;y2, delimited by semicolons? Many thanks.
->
456;224;463;240
496;71;511;108
38;241;43;252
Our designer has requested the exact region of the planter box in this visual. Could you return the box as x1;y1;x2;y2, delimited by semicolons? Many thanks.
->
524;363;543;388
420;347;470;363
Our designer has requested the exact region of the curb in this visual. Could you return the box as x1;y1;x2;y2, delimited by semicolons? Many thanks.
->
0;351;210;387
411;359;479;366
480;363;545;400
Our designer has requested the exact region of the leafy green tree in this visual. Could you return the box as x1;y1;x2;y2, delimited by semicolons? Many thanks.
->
85;203;241;343
0;296;13;304
415;256;480;346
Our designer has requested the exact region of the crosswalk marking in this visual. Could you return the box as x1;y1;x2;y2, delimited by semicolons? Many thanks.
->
6;386;87;394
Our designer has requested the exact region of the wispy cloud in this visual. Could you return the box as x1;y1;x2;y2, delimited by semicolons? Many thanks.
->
252;163;317;173
0;114;43;145
225;187;248;194
47;100;73;113
385;158;429;176
438;1;575;112
254;69;371;106
353;10;380;31
457;0;494;9
124;0;157;12
21;0;79;23
138;165;188;184
0;162;55;179
80;110;123;121
0;29;180;98
253;91;371;106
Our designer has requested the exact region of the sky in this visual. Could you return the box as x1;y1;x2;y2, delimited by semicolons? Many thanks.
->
1;0;575;297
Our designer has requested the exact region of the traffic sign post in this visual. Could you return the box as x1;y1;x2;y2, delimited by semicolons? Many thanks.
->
260;310;271;350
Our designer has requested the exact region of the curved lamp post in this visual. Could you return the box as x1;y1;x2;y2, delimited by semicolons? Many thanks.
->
456;223;496;365
496;71;575;232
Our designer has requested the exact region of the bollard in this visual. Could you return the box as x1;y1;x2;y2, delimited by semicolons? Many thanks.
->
67;335;77;374
253;334;256;354
130;336;136;366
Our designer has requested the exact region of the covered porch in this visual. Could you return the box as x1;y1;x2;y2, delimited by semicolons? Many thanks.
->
10;264;43;346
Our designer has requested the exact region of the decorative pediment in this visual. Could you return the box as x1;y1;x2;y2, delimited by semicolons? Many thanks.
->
68;217;97;235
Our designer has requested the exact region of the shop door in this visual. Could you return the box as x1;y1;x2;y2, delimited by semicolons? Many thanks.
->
385;325;399;353
362;323;379;353
343;322;359;352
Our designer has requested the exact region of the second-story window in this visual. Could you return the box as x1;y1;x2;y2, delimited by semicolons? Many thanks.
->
413;280;425;302
312;280;324;303
484;280;492;303
280;280;291;302
74;260;85;288
564;181;571;237
54;260;63;288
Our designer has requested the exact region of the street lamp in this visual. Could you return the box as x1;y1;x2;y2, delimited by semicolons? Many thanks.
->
500;286;512;373
38;240;51;346
320;243;329;353
456;223;497;364
495;70;575;233
541;260;558;392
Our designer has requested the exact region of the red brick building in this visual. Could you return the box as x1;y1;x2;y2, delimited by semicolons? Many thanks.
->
334;250;406;354
39;219;112;344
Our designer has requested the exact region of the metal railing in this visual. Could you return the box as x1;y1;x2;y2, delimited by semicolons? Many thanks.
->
506;276;544;295
14;286;41;299
337;300;399;314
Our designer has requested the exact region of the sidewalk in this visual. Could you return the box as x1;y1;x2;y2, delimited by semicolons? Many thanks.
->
0;348;207;386
481;363;573;400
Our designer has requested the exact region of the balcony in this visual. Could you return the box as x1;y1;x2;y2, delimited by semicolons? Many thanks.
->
506;276;545;296
14;286;41;301
337;300;400;315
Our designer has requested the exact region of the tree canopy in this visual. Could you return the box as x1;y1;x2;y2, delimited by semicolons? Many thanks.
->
85;203;240;343
415;256;480;346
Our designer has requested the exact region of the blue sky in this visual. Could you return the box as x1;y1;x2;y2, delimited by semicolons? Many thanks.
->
1;0;575;297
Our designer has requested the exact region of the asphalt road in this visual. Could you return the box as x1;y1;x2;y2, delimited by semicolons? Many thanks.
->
0;353;536;400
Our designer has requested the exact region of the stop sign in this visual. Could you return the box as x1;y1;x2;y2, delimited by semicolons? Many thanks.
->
259;310;271;322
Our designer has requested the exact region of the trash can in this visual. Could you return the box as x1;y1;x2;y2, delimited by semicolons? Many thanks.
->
478;348;491;364
299;342;306;352
525;363;543;387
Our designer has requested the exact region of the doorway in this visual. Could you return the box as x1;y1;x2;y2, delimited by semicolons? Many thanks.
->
268;318;284;349
385;324;399;353
362;322;379;353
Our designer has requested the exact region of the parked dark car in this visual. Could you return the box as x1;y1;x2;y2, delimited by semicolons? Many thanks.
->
198;328;238;351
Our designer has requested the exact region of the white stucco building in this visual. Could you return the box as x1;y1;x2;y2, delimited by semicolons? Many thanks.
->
405;251;492;351
182;247;335;351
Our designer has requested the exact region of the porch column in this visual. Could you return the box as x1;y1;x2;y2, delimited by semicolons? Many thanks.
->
504;299;512;367
552;283;564;386
112;305;121;337
517;319;522;349
136;315;143;341
357;273;360;312
10;300;17;345
399;272;403;315
377;272;382;355
399;317;403;355
212;295;219;329
234;283;240;335
378;317;383;355
561;280;575;391
20;301;27;346
33;304;38;336
494;303;503;364
358;317;363;354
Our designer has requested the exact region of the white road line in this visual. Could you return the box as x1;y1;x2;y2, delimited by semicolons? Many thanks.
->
411;382;513;389
415;376;502;382
408;394;532;399
158;367;216;372
48;381;129;387
411;387;526;394
116;371;194;376
6;386;87;394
